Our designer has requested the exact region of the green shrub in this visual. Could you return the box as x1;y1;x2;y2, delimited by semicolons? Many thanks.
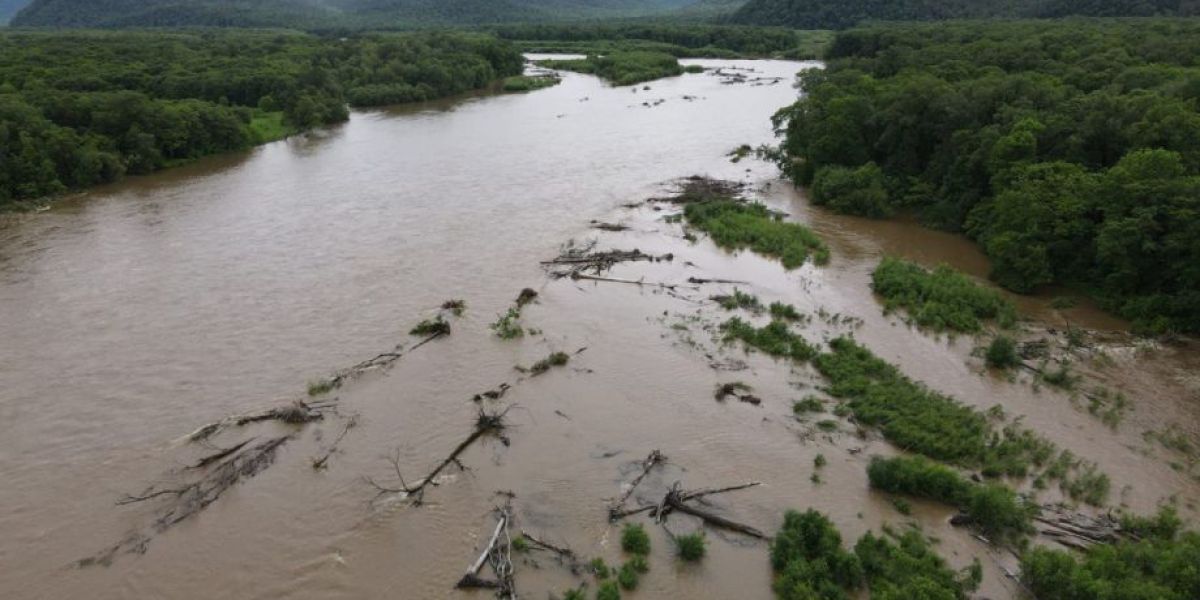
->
714;288;763;311
814;337;1054;476
872;257;1017;333
538;51;683;86
793;396;824;414
684;200;830;268
490;307;524;339
771;509;863;598
676;532;707;561
530;351;570;375
563;588;586;600
621;523;651;556
1021;529;1200;600
626;554;649;573
502;74;560;92
811;162;893;218
770;301;804;321
410;315;451;336
596;580;621;600
617;561;639;590
986;335;1020;369
511;535;529;552
814;453;827;468
590;557;610;579
721;317;817;362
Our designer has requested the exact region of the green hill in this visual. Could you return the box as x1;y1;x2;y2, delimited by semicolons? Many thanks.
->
10;0;729;27
728;0;1200;29
1;0;32;23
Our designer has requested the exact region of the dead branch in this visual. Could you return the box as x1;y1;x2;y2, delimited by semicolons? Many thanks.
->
570;272;697;291
311;416;359;470
370;407;512;504
612;479;767;540
456;505;516;597
608;450;666;520
189;438;254;470
688;276;749;284
542;246;673;279
184;400;327;443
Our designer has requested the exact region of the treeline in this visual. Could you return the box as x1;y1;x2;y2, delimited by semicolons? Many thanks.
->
0;30;523;208
772;20;1200;333
729;0;1200;30
492;23;809;57
537;51;685;86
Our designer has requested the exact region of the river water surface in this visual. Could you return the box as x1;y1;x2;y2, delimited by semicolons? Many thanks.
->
2;57;1198;599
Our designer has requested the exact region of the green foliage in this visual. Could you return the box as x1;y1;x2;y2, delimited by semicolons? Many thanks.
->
596;580;621;600
769;302;804;322
493;23;824;59
502;75;560;93
626;554;649;573
811;163;892;218
1061;463;1110;506
793;396;824;414
0;30;523;209
676;532;706;561
620;523;651;556
814;453;827;468
731;0;1200;29
512;535;529;552
529;351;570;375
537;51;683;86
770;509;863;599
772;509;979;600
562;588;586;600
616;561;639;590
890;497;912;515
590;557;611;579
307;378;334;397
1119;506;1182;540
713;288;763;312
721;317;817;362
685;200;830;268
1041;364;1077;390
490;307;525;339
867;456;1034;542
814;337;1054;477
772;20;1200;332
1021;527;1200;600
409;316;450;337
985;336;1020;369
871;257;1017;333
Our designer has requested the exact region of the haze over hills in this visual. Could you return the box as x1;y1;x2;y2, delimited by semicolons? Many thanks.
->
1;0;31;23
9;0;740;27
729;0;1200;29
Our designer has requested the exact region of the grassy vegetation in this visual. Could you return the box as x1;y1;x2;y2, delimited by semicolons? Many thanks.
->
617;562;639;590
590;557;610;579
529;351;570;375
985;335;1020;369
815;337;1055;477
871;257;1017;333
307;378;334;397
1021;514;1200;600
721;317;818;362
769;302;804;322
409;315;450;336
537;51;683;86
713;288;762;312
596;580;621;600
247;111;296;144
793;396;824;414
684;200;830;269
676;532;707;561
868;456;1035;542
771;509;978;600
501;74;560;92
620;523;650;555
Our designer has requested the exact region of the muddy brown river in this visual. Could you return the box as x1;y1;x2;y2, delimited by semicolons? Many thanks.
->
2;57;1198;599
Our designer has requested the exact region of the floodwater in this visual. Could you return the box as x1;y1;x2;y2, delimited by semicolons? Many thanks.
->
1;57;1197;600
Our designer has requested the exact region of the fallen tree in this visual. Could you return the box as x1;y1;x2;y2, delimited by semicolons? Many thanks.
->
368;406;513;505
457;504;516;597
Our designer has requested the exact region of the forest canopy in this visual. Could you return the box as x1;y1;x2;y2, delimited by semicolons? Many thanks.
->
729;0;1200;30
0;30;523;209
772;19;1200;333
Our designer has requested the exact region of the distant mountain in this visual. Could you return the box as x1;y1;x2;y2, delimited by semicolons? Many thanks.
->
10;0;728;27
1;0;33;23
728;0;1200;29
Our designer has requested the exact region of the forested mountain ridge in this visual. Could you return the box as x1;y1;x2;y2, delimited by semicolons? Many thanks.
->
9;0;734;27
729;0;1200;29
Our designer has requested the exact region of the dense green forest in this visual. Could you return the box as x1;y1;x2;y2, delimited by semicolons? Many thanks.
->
8;0;723;28
0;30;522;208
773;19;1200;333
493;23;803;57
730;0;1200;29
536;51;685;86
